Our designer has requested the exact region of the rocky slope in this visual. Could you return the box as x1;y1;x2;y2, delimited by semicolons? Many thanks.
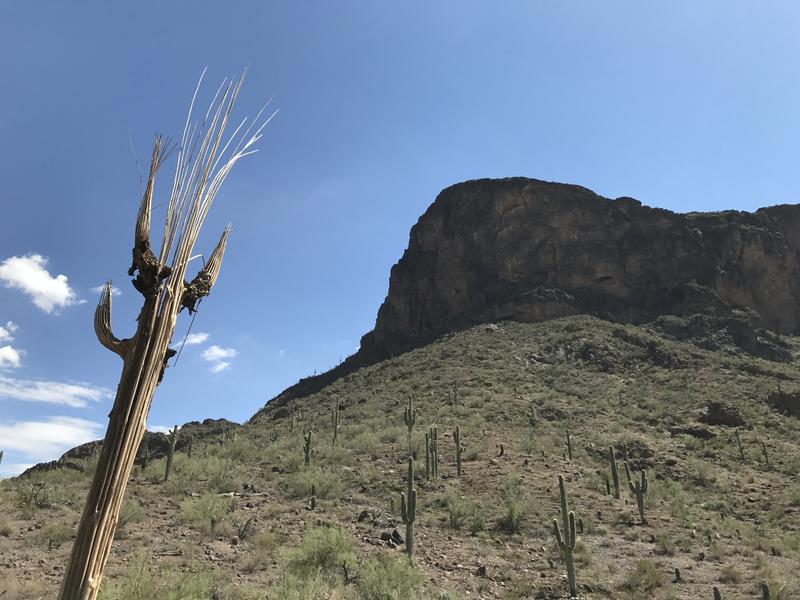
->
360;177;800;363
4;317;799;599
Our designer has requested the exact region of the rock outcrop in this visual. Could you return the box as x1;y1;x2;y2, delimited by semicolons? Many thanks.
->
258;177;800;414
358;177;800;363
20;418;240;477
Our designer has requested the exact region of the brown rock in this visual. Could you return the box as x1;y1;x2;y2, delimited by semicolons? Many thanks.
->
359;178;800;364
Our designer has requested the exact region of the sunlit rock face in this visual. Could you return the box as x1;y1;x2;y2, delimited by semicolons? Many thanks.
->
359;177;800;362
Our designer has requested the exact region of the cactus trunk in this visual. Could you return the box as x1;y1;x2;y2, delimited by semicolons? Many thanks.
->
59;76;269;600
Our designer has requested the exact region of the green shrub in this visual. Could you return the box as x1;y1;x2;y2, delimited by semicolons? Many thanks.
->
442;487;482;532
497;478;526;533
116;498;144;538
37;521;73;548
286;525;355;581
180;493;230;533
281;467;346;500
357;552;424;600
719;564;741;584
620;559;665;592
98;553;216;600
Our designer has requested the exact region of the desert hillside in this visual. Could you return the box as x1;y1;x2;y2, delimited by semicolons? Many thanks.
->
2;316;799;599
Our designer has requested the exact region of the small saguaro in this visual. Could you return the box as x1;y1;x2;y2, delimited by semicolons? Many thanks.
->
403;396;416;453
608;445;620;499
454;425;463;477
552;474;578;599
331;397;341;448
626;463;649;523
164;425;179;482
303;430;313;467
400;457;417;561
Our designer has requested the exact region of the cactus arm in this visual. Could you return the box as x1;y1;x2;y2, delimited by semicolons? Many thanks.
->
94;282;131;358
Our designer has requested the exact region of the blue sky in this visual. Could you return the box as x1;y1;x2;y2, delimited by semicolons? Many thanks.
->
1;2;799;476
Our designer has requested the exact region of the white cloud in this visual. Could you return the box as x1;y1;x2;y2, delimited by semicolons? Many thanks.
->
0;321;18;342
0;346;22;369
149;425;172;434
209;361;230;373
202;345;237;361
0;375;111;407
0;254;81;313
0;416;103;462
185;332;209;346
201;344;236;373
277;349;286;359
90;285;121;296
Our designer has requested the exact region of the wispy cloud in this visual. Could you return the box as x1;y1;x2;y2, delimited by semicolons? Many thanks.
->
0;346;23;369
0;254;82;313
0;321;18;342
202;345;237;373
0;375;111;407
90;285;121;296
277;349;287;359
183;332;209;346
0;416;103;462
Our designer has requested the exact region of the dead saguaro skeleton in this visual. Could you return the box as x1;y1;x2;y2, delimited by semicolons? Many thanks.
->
59;72;274;600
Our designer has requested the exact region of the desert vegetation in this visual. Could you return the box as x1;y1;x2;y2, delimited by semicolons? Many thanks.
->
1;316;799;598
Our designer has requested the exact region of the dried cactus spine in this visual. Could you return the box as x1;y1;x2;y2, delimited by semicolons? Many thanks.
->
164;425;179;482
626;463;648;523
400;457;417;561
552;474;578;599
60;72;271;600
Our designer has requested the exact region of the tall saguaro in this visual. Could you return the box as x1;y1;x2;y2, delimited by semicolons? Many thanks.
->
59;73;272;600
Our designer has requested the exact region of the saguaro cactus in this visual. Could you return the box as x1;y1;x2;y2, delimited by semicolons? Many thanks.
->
454;425;462;477
403;396;416;453
627;464;649;523
565;429;573;462
734;429;745;461
164;425;179;482
60;73;272;600
400;457;417;561
553;474;578;599
425;431;431;480
331;397;341;448
609;445;620;499
290;407;302;432
429;426;439;478
304;430;313;467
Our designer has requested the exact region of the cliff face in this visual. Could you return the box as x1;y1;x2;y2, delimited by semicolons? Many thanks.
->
358;177;800;362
